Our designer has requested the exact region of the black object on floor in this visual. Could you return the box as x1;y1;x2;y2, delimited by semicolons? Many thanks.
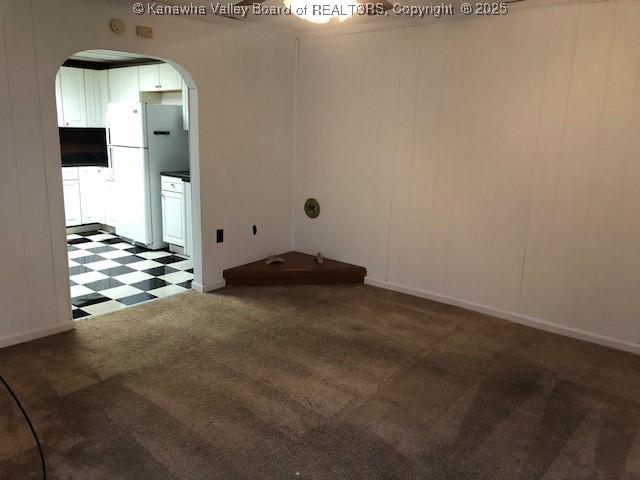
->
0;375;47;480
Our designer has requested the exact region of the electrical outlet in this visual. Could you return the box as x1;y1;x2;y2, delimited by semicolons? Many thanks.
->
216;229;224;243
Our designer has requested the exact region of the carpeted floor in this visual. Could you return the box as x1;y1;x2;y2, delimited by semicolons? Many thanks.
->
2;285;640;479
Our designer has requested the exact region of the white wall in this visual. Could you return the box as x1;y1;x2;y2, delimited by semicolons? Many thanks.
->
3;0;640;354
294;0;640;352
0;0;296;346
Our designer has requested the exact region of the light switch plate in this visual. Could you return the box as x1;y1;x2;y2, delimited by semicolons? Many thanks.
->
136;25;153;38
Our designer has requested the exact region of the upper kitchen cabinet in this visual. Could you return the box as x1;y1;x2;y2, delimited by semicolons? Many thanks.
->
138;65;159;91
159;64;182;90
139;63;182;92
108;66;140;103
58;67;87;127
84;70;109;128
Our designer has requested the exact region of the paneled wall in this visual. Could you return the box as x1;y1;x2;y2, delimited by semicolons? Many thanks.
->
294;0;640;351
0;0;296;346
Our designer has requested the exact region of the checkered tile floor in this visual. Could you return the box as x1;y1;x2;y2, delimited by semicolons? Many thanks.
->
68;230;193;320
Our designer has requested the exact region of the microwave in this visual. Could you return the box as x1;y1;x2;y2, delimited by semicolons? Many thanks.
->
59;127;108;168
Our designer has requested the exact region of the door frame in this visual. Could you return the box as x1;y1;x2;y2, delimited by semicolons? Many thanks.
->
53;50;204;325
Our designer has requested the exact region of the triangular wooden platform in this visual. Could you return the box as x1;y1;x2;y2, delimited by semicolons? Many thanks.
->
223;251;367;286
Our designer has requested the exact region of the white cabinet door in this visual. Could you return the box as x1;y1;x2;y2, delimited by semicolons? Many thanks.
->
139;64;181;92
108;66;140;103
138;65;160;91
55;72;64;127
84;70;109;128
59;67;87;127
79;167;105;224
63;179;82;226
162;190;185;246
158;64;182;90
184;182;193;257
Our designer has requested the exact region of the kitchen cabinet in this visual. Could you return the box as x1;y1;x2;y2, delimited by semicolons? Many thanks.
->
58;67;87;127
161;191;185;246
63;179;82;227
79;167;105;224
62;167;114;227
139;64;182;92
138;65;159;92
108;66;140;103
159;64;182;90
56;63;181;129
161;176;186;246
84;69;109;128
184;181;193;256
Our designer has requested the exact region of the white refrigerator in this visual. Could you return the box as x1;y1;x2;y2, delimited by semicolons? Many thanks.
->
107;103;188;249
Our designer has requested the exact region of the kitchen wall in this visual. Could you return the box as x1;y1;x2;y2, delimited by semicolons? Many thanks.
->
0;0;296;346
294;0;640;352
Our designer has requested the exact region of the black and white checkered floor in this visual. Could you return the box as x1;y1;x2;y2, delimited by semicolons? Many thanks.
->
68;230;193;319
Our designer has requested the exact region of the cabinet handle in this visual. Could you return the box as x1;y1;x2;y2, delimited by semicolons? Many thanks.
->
155;84;162;88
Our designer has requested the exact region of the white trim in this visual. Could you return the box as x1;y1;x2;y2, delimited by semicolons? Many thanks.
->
364;277;640;356
191;279;226;293
0;322;75;350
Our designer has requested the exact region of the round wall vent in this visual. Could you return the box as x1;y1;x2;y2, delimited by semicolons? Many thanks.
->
304;198;320;219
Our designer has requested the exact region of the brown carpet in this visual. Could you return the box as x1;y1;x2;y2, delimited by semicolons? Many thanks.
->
2;284;640;479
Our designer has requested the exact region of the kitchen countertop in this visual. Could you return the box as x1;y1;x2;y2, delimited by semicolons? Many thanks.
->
161;171;190;182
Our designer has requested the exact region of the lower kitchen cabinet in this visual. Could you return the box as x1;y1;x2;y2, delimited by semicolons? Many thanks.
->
62;166;111;227
63;179;82;227
79;167;106;224
161;189;185;246
184;182;193;256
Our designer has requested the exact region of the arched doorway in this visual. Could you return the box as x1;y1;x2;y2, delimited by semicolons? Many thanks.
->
56;49;202;320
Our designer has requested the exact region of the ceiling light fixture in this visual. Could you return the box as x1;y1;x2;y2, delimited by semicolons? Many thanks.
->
283;0;359;24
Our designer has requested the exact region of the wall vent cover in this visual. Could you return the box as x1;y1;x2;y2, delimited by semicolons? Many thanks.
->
304;198;320;219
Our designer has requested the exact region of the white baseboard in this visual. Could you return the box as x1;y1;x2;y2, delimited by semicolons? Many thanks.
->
0;322;75;350
191;279;226;293
364;277;640;356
